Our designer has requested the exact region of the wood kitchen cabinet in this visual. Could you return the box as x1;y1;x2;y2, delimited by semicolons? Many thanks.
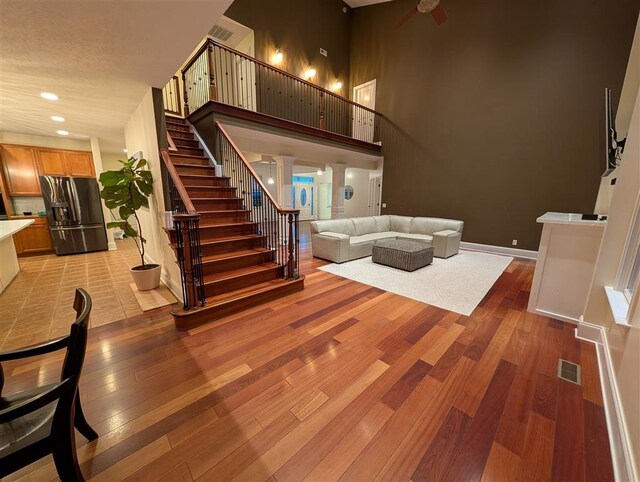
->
12;217;54;255
37;149;95;177
0;145;41;195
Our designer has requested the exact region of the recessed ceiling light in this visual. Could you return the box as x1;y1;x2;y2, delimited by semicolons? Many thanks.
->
51;116;65;122
57;130;69;136
123;148;128;153
317;170;323;175
41;92;59;101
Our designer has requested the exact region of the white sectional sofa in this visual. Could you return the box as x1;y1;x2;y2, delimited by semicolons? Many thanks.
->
310;215;464;263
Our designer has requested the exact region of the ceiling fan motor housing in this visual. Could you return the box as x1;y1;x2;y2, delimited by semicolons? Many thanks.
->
417;0;440;13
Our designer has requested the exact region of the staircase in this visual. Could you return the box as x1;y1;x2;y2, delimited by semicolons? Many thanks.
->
164;117;304;330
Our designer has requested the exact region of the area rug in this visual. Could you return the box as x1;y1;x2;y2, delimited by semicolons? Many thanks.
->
319;250;513;316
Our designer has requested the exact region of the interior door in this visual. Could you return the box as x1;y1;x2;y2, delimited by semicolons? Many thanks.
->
352;80;376;143
369;175;382;216
293;183;313;221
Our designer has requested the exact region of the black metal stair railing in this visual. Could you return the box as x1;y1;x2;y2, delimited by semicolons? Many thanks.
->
214;122;300;280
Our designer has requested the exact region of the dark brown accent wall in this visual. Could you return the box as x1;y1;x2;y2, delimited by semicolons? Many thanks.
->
351;0;639;250
224;0;352;95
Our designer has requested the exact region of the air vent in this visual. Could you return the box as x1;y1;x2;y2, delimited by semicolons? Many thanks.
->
210;24;234;42
557;359;582;385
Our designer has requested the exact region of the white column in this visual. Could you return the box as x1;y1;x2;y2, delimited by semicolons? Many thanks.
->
90;137;117;250
276;156;295;209
330;163;347;219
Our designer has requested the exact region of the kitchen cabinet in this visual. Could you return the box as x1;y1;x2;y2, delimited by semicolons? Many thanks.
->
37;149;95;177
12;216;54;255
64;151;95;177
37;149;67;176
0;145;41;196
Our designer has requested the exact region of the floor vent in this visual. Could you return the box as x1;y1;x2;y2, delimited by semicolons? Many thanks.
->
557;359;582;385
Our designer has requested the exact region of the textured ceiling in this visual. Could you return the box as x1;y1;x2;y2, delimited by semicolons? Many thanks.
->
0;0;233;153
344;0;393;8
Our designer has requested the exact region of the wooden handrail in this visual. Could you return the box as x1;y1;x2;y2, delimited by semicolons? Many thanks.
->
215;121;300;215
194;38;384;118
160;148;197;215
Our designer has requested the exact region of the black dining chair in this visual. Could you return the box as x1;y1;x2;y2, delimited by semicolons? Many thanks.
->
0;288;98;482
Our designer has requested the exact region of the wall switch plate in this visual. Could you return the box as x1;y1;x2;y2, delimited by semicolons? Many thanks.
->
512;239;518;246
320;48;328;57
382;203;387;208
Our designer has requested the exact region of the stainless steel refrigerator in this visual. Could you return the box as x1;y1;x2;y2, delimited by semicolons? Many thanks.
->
40;176;109;255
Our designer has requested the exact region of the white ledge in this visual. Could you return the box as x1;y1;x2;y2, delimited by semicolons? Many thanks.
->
604;286;631;327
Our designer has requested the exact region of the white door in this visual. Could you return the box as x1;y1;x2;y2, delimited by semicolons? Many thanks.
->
293;183;313;221
368;176;382;216
352;80;376;143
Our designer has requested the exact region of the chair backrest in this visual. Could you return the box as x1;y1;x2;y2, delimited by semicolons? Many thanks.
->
60;288;92;383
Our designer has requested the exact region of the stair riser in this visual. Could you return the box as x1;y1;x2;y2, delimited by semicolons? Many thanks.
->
204;267;281;297
186;187;237;198
182;177;230;187
176;147;204;157
173;138;199;149
193;199;245;211
200;212;250;223
199;224;258;238
200;237;263;256
176;165;216;176
170;131;195;140
202;251;275;275
173;157;211;167
172;277;305;331
167;124;190;132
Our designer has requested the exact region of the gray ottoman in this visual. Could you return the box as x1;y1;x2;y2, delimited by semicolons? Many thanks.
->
372;239;434;272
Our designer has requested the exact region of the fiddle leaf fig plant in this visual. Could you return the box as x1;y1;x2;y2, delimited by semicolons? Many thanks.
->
98;156;153;268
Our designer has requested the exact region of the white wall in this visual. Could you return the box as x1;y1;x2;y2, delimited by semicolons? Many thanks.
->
251;162;278;201
583;24;640;477
124;88;182;299
0;131;92;151
343;167;371;218
101;152;127;173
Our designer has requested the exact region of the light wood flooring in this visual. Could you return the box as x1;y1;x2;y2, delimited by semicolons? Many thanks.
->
2;229;612;481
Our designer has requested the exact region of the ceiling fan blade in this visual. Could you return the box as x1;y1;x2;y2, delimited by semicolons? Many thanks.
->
395;8;419;28
430;4;448;24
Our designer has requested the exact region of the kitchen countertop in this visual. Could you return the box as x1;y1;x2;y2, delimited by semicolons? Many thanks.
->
536;212;607;228
0;219;35;241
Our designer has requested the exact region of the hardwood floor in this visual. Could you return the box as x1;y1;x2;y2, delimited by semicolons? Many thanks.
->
2;230;613;481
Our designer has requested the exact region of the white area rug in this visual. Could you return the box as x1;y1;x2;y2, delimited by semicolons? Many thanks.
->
319;251;513;316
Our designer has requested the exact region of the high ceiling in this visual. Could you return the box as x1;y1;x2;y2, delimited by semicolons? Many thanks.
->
0;0;233;153
344;0;393;8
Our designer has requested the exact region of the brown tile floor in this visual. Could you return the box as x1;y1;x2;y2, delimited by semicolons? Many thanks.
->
0;238;146;350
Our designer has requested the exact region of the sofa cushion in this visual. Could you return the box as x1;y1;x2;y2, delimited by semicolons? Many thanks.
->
396;233;433;244
389;215;412;233
350;232;397;245
373;216;390;232
410;217;464;235
352;217;378;236
311;219;356;236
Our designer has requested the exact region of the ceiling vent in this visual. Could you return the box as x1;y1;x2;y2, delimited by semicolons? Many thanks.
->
210;24;234;42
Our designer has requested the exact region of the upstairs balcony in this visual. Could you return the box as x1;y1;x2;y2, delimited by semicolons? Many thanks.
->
163;39;383;153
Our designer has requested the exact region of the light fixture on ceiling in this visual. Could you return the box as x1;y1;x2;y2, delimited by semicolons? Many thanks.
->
329;80;343;92
51;116;65;122
346;172;353;179
56;130;69;136
304;66;317;80
272;47;283;65
40;92;59;101
317;169;323;176
123;148;128;153
267;162;275;184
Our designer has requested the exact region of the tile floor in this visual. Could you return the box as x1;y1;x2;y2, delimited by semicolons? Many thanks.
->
0;238;147;350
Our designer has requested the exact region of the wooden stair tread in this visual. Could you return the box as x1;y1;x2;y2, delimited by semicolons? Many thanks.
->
191;197;243;201
179;174;230;180
200;234;264;245
203;263;279;283
202;248;271;263
204;277;294;303
175;163;213;169
197;209;250;214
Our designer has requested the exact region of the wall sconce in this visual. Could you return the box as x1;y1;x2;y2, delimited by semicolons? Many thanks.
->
272;47;283;66
304;66;317;80
330;80;343;92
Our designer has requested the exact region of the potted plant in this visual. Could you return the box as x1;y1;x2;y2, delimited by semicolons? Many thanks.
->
98;156;160;291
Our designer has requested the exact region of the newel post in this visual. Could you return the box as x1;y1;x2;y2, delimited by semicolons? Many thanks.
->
181;70;190;117
287;213;296;279
207;43;218;102
319;91;326;131
179;219;197;308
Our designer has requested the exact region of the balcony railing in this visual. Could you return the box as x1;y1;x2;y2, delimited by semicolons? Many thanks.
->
177;39;382;144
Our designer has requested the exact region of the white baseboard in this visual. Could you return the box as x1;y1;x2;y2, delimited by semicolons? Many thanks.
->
107;241;117;251
142;253;183;304
575;321;637;482
460;241;538;260
530;307;579;325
